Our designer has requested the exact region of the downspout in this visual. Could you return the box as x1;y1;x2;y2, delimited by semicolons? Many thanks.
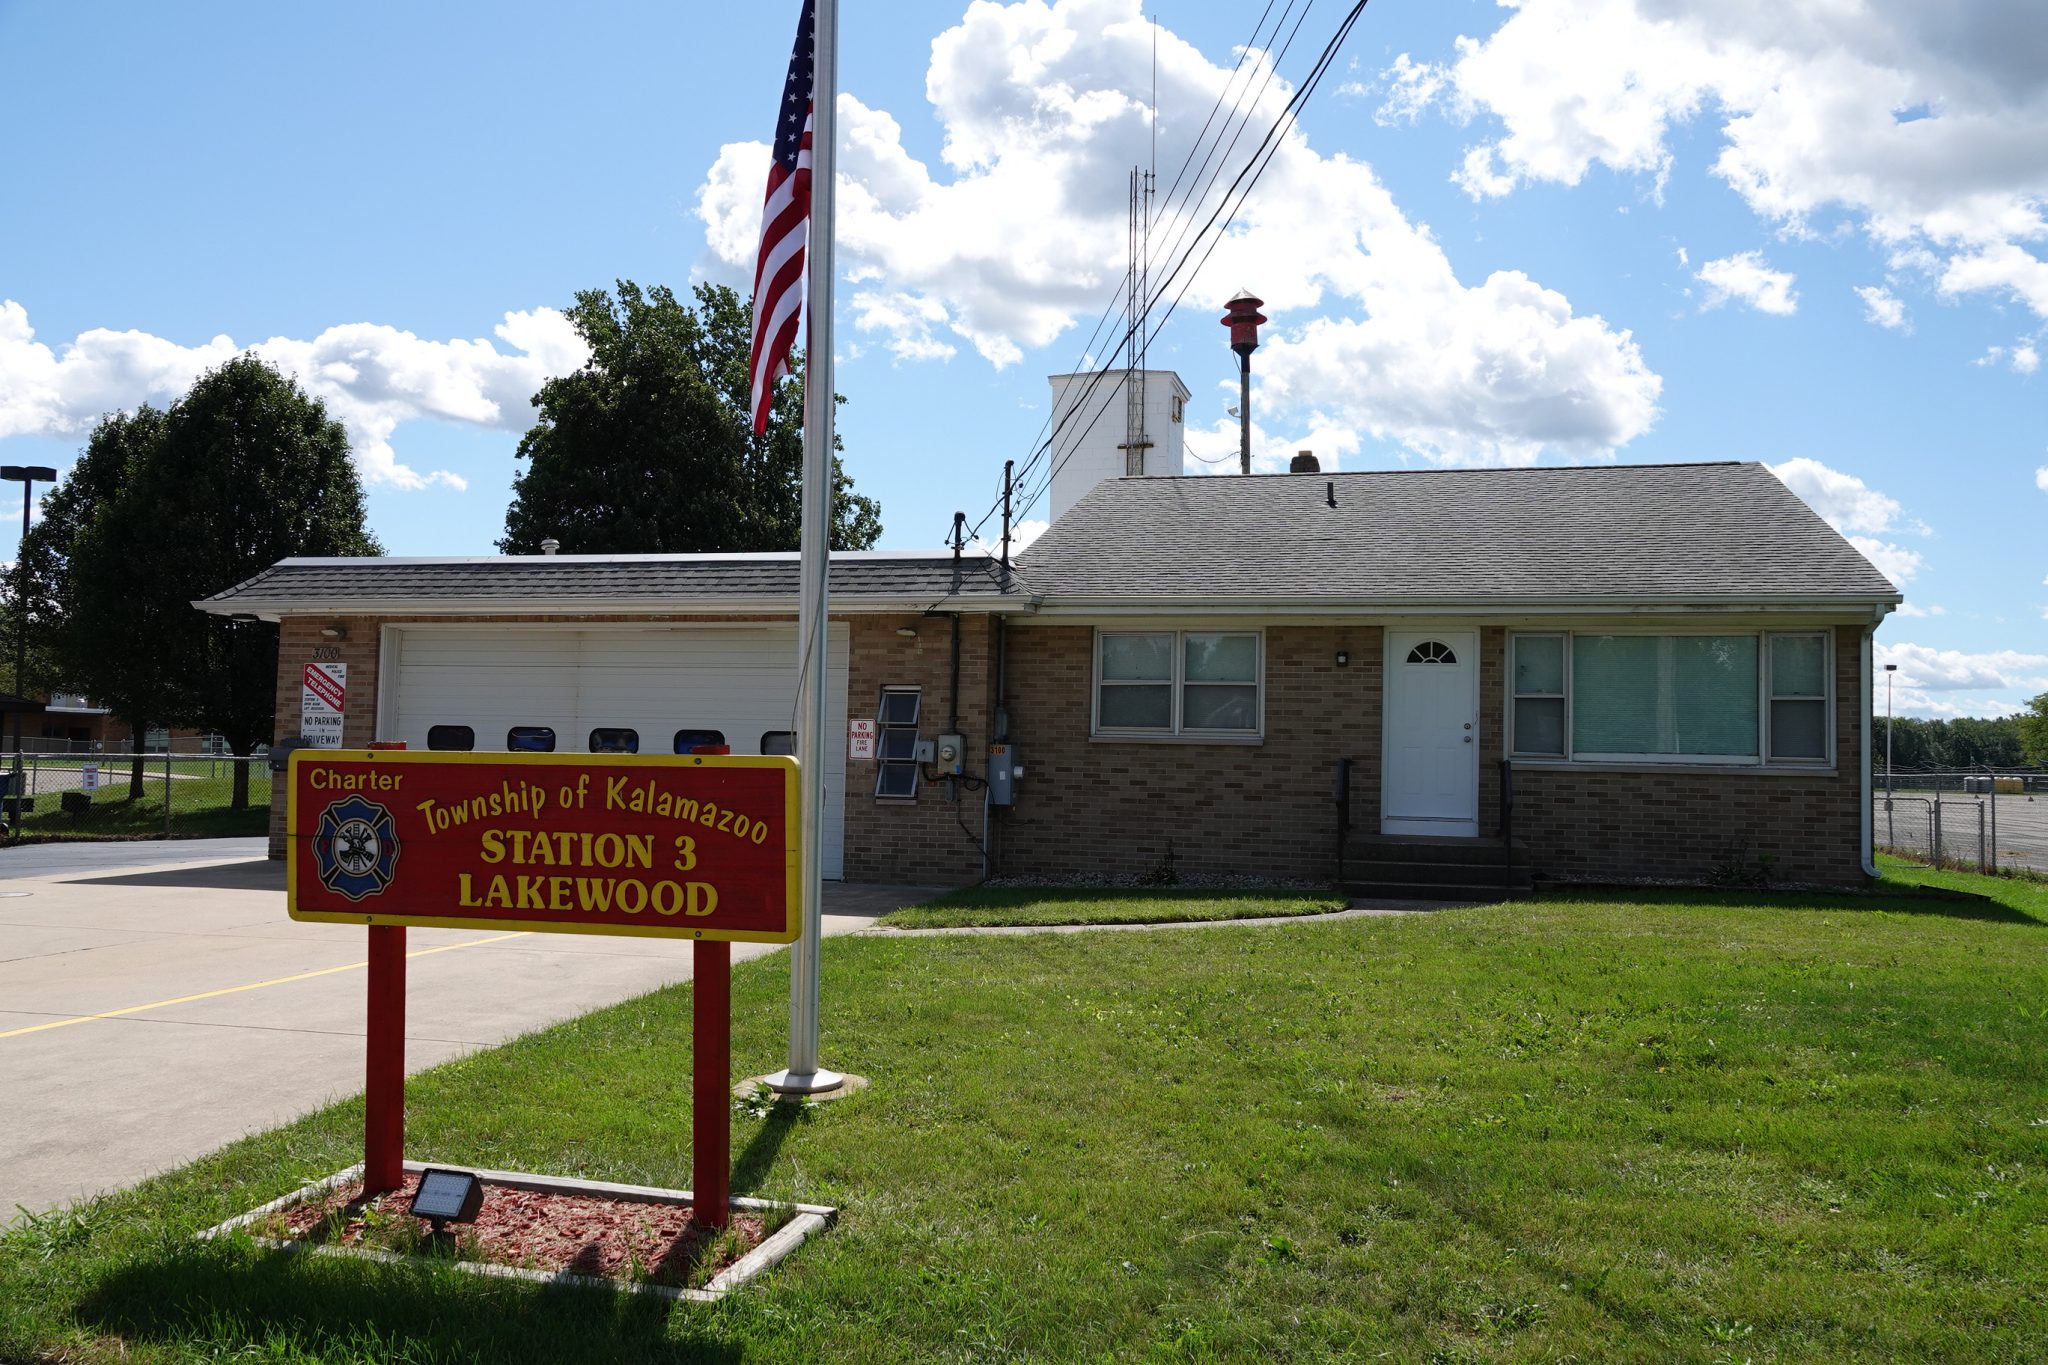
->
1860;622;1877;879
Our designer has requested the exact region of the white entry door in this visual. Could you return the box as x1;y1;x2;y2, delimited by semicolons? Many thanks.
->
1382;628;1479;836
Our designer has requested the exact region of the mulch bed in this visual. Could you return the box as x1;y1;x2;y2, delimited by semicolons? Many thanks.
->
267;1172;770;1289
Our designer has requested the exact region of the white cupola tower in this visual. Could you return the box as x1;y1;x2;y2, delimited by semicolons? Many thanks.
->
1046;369;1189;521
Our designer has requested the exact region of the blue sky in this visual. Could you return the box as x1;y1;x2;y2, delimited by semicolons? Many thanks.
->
3;0;2044;716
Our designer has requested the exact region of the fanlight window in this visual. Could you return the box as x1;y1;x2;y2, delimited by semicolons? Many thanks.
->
1405;640;1458;665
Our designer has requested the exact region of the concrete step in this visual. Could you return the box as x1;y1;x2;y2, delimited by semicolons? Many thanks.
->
1344;836;1528;867
1341;857;1532;888
1344;881;1527;903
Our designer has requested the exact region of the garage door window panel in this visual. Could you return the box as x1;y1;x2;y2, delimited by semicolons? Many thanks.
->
507;726;557;753
426;725;475;752
589;727;639;754
674;729;728;755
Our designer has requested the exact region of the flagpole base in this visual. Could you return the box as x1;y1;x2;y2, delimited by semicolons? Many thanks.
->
757;1068;865;1102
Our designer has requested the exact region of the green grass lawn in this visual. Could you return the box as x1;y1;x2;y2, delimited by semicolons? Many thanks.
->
8;759;270;839
879;884;1350;929
4;868;2044;1363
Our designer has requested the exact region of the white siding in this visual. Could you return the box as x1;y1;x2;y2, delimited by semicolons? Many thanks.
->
381;623;850;878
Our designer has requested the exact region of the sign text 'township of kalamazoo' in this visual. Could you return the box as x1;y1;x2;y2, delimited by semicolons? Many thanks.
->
286;751;801;943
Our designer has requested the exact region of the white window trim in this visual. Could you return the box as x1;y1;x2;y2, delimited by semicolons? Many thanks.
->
1505;629;1834;769
1092;629;1264;741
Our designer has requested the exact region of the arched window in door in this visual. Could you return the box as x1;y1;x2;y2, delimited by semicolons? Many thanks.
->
1405;640;1458;665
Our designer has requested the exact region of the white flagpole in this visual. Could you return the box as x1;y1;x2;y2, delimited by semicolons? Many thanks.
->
769;0;843;1095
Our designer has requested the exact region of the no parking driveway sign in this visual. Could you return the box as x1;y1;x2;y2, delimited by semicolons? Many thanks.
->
300;663;346;748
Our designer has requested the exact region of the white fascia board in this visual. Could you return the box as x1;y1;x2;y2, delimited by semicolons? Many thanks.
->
193;595;1036;620
1027;594;1903;617
271;550;967;566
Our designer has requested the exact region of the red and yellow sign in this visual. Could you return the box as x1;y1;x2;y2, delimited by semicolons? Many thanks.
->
286;750;800;943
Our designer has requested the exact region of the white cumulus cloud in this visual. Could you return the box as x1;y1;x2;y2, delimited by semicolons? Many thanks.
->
1856;284;1910;329
1696;251;1799;315
695;0;1662;467
1769;457;1928;584
2036;465;2048;493
0;300;588;491
1874;639;2048;716
1403;0;2048;332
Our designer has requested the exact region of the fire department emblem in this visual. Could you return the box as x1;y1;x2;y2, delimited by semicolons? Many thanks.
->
313;795;400;901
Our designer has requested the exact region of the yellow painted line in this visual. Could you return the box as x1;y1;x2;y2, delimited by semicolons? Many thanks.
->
0;932;531;1040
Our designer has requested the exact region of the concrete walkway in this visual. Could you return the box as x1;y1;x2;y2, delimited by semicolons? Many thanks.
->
0;838;938;1217
854;900;1448;938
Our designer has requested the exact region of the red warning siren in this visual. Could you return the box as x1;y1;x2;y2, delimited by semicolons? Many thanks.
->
1221;289;1267;357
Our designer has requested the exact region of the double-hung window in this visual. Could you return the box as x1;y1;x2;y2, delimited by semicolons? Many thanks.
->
1095;631;1261;738
1508;631;1832;766
1509;635;1567;758
1766;633;1829;760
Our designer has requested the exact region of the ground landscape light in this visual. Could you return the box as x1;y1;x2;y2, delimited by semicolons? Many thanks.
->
408;1167;484;1235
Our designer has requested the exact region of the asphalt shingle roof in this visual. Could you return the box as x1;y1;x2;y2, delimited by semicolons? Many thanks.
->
197;552;1011;614
1014;461;1899;603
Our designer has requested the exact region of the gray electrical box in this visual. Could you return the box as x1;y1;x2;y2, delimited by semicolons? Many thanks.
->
934;733;965;777
988;743;1021;805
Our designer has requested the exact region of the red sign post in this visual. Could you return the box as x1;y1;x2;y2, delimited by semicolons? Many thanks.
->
287;750;800;1226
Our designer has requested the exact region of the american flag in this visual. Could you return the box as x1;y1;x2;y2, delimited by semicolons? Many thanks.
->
748;0;816;436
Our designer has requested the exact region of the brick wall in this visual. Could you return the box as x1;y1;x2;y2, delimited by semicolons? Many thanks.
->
268;614;387;854
995;624;1383;881
1503;624;1869;886
840;614;997;885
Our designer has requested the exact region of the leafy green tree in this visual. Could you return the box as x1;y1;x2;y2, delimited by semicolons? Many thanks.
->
1873;712;2029;772
28;359;380;807
2019;694;2048;767
21;409;179;795
500;281;881;554
134;355;381;805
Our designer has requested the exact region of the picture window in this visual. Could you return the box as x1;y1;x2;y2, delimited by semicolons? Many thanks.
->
1507;631;1832;766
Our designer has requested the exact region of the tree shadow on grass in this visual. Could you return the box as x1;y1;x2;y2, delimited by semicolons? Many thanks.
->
74;1236;742;1364
1542;882;2043;927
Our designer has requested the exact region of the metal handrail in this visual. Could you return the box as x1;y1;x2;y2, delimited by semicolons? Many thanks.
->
1498;757;1514;873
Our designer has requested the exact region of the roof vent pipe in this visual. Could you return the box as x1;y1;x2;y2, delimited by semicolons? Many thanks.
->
540;538;560;556
1289;451;1319;473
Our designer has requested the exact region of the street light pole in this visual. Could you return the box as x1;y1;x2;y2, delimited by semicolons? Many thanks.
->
1884;663;1897;793
3;465;59;830
1883;662;1898;851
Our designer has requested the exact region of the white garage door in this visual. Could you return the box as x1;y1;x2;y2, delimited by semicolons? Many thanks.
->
380;623;850;879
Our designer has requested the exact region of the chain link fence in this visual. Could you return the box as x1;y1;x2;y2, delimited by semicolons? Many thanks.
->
1;752;271;839
1875;786;2048;877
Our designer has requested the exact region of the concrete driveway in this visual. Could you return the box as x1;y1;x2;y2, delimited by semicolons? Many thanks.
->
0;838;937;1217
